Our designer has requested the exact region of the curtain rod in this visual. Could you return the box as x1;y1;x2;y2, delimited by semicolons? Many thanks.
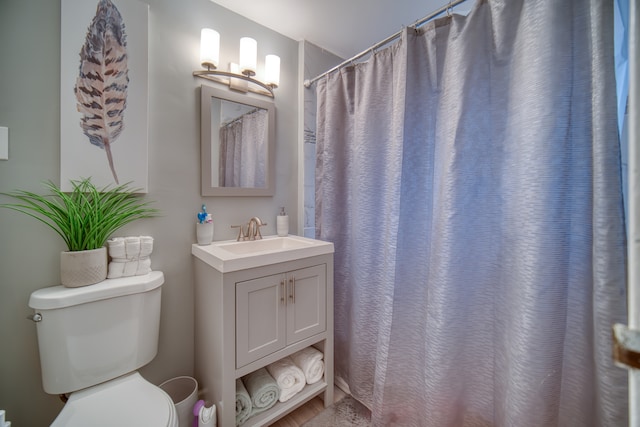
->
303;0;471;88
222;107;261;127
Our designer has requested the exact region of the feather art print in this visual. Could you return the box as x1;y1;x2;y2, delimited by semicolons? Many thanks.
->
74;0;129;184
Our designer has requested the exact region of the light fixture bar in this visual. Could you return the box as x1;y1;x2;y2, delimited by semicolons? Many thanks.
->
229;62;249;92
192;70;274;97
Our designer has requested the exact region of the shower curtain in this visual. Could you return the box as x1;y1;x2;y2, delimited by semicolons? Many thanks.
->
315;0;628;426
218;108;268;187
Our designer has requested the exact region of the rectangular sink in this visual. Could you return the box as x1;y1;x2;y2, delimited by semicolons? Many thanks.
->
192;235;334;272
216;236;315;255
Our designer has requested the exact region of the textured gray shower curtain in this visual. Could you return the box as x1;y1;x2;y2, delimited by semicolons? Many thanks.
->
315;1;628;426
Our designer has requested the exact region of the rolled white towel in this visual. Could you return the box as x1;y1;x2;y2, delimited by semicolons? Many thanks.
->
139;236;154;258
136;257;151;276
291;347;324;384
123;260;139;277
107;260;125;279
125;237;141;259
107;237;126;259
266;357;305;402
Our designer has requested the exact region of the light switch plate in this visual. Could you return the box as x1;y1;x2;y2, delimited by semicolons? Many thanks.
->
0;127;8;160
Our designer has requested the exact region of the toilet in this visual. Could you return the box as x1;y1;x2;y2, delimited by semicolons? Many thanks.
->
28;271;178;427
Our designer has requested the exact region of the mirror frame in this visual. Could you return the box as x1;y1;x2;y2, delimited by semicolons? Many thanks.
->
200;85;276;196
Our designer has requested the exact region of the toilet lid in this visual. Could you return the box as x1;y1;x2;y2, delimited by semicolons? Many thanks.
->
51;372;178;427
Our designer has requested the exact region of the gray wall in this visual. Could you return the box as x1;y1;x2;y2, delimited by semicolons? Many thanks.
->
0;0;299;425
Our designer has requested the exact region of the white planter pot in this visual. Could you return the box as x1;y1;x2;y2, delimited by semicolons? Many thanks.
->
60;247;108;287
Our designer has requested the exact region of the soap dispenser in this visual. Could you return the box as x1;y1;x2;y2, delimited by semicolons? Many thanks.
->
277;207;289;237
196;204;214;245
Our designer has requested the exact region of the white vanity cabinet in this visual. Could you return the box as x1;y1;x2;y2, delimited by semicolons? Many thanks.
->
192;238;334;427
236;264;326;368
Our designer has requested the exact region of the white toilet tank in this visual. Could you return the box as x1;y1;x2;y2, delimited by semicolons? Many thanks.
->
28;271;164;395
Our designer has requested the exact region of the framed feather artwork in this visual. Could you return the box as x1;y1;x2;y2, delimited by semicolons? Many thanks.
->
60;0;149;192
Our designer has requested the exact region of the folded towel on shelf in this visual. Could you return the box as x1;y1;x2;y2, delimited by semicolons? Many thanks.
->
106;236;154;279
266;357;306;402
107;237;126;259
139;236;154;257
135;257;151;276
107;260;125;279
236;378;252;426
107;259;151;278
122;260;138;277
243;368;280;418
125;236;141;259
291;347;325;384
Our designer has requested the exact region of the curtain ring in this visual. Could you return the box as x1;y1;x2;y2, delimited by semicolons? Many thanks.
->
446;0;452;17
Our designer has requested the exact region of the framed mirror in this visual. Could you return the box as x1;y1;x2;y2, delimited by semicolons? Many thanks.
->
200;85;275;196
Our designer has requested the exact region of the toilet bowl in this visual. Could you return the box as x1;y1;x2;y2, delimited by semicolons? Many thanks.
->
28;272;177;427
52;372;177;427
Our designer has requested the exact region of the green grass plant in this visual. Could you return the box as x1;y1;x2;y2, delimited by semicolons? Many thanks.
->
1;178;159;251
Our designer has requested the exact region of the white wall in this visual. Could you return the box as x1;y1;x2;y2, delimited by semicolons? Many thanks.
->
0;0;299;425
299;41;343;238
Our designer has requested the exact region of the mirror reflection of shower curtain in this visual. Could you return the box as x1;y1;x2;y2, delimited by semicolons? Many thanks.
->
218;109;268;187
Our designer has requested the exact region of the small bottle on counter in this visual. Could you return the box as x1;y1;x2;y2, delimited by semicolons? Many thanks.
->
196;204;214;245
277;207;289;237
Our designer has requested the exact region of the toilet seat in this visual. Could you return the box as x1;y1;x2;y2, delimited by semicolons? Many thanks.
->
51;372;178;427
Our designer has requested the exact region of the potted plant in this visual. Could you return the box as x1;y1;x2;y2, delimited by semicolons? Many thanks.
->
0;178;158;287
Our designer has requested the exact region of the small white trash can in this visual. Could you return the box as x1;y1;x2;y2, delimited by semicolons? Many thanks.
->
160;376;198;427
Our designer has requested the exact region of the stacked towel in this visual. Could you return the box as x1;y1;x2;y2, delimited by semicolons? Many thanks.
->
235;378;252;426
266;357;306;402
107;236;154;279
243;368;279;419
124;237;141;259
140;236;154;257
107;238;126;259
291;347;325;384
234;350;324;426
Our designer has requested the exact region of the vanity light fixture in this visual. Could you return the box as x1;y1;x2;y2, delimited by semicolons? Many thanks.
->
193;29;280;98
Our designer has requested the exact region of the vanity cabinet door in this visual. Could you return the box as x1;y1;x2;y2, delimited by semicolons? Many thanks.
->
236;264;327;368
286;265;326;345
236;273;286;368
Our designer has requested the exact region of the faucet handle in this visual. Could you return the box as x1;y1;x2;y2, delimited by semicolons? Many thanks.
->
231;224;246;241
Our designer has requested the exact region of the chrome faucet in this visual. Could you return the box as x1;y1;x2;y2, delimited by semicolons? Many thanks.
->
231;217;267;241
